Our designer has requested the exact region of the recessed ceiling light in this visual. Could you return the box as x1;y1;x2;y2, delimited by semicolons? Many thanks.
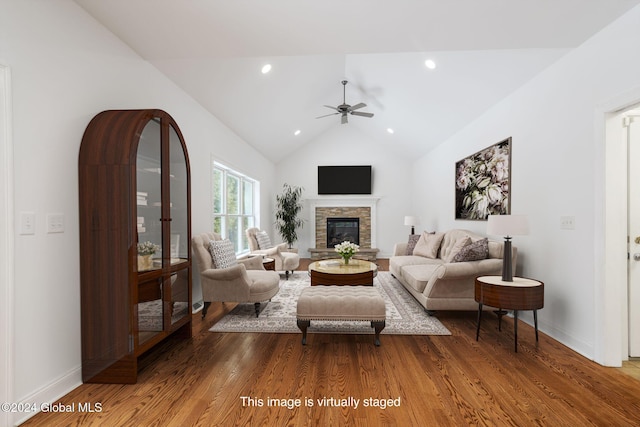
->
387;128;395;134
425;59;436;70
294;130;301;136
261;64;272;74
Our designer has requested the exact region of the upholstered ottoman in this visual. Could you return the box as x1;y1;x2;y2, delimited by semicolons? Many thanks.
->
296;285;386;346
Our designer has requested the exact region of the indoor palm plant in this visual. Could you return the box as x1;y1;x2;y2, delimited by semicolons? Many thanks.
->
275;183;304;249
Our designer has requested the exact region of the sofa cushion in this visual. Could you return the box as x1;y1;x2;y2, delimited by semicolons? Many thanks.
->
209;239;237;269
390;254;441;272
452;238;489;262
413;232;445;259
402;264;443;293
256;231;272;249
405;234;420;255
445;236;471;263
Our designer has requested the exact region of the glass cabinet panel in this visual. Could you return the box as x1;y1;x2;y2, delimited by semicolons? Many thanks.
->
168;125;190;326
135;119;164;344
169;124;188;264
137;278;163;345
169;270;190;325
136;118;163;272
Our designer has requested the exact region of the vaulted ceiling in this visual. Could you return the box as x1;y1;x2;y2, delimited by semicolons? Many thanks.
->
74;0;640;163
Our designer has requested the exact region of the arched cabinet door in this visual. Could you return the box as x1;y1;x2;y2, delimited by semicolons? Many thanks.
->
79;109;192;384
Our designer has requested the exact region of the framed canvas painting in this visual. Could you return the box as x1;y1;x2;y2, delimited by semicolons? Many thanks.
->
455;137;511;220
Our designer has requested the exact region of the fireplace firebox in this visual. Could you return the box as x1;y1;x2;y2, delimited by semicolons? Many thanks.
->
327;217;360;247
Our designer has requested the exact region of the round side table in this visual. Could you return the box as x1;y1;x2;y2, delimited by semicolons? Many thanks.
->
475;275;544;352
262;257;275;271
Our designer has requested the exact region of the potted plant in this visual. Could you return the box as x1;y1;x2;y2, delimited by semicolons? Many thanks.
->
137;241;159;271
275;183;304;249
335;241;359;265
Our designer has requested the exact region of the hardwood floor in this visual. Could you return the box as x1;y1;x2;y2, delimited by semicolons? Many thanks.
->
21;259;640;426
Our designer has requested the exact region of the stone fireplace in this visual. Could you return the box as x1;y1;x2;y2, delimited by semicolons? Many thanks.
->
316;207;370;248
307;197;379;260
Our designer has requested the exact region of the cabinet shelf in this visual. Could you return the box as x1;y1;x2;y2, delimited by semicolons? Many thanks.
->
79;109;192;384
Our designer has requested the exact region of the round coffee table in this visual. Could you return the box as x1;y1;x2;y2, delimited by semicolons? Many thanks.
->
308;259;378;286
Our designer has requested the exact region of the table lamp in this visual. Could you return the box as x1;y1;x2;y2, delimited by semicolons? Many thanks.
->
487;214;529;282
404;216;418;235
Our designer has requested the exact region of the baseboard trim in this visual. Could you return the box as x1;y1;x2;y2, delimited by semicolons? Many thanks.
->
13;366;82;426
516;312;595;364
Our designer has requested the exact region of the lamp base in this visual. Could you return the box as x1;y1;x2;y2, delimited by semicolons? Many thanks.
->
502;239;513;282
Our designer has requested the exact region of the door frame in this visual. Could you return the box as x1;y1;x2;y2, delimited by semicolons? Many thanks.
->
626;111;640;357
597;87;640;366
0;63;14;427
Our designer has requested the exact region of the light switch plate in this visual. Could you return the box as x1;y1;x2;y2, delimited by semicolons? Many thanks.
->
46;213;65;233
20;212;36;235
560;215;575;230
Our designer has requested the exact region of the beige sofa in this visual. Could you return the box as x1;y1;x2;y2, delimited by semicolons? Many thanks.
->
390;229;516;313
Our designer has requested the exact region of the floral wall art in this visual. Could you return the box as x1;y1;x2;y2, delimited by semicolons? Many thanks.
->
455;137;511;220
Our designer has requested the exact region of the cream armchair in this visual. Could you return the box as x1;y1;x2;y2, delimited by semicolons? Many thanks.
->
246;227;300;279
192;232;280;318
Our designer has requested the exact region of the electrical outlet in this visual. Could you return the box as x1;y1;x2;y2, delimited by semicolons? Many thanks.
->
560;215;575;230
46;213;65;233
20;212;36;235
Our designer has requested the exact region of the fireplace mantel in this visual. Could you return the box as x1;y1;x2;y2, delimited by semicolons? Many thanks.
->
307;197;380;249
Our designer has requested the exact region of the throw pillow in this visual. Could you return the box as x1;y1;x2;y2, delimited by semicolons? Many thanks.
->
445;236;471;263
452;238;489;263
413;231;445;259
256;231;272;249
405;234;420;255
209;239;238;269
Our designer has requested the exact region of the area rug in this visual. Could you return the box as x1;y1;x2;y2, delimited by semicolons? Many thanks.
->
209;271;451;336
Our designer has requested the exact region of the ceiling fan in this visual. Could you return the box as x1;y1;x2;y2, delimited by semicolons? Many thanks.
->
316;80;374;124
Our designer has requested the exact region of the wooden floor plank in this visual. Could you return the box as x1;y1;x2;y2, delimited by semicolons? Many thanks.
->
20;261;640;426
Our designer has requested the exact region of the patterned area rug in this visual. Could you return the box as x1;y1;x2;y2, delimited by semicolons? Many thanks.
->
209;271;451;336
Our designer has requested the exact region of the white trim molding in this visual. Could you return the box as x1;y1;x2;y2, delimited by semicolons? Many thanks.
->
0;63;15;427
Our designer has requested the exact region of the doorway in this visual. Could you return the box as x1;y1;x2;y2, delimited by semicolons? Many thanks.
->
600;91;640;367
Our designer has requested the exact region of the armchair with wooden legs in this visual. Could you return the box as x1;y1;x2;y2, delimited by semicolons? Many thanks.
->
246;227;300;279
191;232;280;318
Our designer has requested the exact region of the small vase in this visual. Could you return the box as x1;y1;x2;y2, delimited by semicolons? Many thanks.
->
342;256;351;265
138;254;153;271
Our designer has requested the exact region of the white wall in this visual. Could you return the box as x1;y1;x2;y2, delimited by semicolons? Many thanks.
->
412;5;640;360
276;124;414;258
0;62;14;427
0;0;275;421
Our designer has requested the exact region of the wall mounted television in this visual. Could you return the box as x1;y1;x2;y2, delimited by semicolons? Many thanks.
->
317;165;372;195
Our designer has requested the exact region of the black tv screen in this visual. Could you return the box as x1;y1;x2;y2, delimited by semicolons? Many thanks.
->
318;165;372;195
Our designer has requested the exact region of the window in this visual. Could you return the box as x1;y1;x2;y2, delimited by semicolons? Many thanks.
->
213;162;258;254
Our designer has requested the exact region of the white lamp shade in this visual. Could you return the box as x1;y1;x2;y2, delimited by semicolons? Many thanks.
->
487;214;529;237
404;216;418;226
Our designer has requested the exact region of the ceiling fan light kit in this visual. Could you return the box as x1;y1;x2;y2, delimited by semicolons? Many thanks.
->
316;80;374;124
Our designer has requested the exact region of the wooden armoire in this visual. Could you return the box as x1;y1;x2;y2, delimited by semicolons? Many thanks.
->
79;109;192;383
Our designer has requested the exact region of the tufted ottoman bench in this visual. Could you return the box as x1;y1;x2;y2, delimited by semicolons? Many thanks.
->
296;285;386;346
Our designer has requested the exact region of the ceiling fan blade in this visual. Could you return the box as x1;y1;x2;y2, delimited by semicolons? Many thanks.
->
351;111;374;118
316;112;340;119
323;105;339;111
348;102;367;111
341;114;348;124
